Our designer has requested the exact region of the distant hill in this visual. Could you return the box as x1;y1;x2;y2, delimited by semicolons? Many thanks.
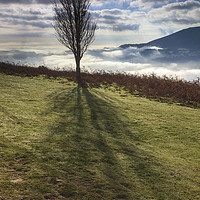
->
120;26;200;50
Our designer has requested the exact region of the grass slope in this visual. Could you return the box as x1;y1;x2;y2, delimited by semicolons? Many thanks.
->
0;73;199;200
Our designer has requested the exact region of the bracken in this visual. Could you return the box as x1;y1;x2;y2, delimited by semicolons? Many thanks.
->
0;62;199;108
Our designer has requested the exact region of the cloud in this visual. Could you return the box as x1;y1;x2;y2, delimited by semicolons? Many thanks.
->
1;46;200;81
79;48;200;81
113;23;139;31
8;19;52;28
165;0;200;10
0;10;52;21
0;50;45;66
0;0;32;4
0;32;43;38
0;0;51;4
91;0;132;7
0;50;49;61
130;0;172;10
83;46;200;81
148;0;200;25
93;8;140;32
0;5;53;29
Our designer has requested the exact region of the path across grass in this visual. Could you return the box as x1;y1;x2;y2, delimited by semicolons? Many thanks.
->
0;73;199;199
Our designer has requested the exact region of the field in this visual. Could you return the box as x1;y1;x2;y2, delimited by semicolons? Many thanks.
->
1;62;200;108
0;73;200;199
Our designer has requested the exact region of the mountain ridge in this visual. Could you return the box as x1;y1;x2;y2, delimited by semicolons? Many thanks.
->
120;26;200;50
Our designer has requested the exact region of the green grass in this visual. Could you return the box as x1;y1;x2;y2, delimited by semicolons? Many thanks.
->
0;73;199;199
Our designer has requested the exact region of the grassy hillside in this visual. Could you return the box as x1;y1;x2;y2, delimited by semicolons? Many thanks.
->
0;73;199;199
1;62;200;108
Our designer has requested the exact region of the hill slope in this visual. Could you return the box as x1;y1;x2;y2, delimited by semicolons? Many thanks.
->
0;73;200;199
120;26;200;50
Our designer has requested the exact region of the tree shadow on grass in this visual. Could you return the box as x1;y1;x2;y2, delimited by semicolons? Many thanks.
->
43;86;179;199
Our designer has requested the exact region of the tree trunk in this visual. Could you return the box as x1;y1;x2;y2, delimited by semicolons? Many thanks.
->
75;57;81;87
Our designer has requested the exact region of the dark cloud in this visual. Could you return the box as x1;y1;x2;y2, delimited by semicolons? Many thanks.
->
97;23;140;31
166;1;200;10
1;50;47;58
0;13;40;21
113;23;139;31
140;0;173;4
0;50;56;67
101;14;121;21
152;17;200;25
12;50;43;60
0;0;32;4
87;41;200;66
142;0;167;2
0;50;45;65
148;1;200;25
36;0;52;4
0;12;53;22
155;49;200;64
83;46;200;82
0;5;53;29
6;19;52;28
102;9;124;15
0;32;43;39
92;9;124;23
86;46;200;80
0;0;51;4
93;8;140;32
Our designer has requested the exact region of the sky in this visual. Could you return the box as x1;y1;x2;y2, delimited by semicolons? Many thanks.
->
0;0;200;80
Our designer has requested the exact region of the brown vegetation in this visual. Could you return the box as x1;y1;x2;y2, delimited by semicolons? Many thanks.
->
0;61;199;107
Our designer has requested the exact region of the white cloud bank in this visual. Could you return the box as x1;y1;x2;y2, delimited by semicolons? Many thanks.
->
2;46;198;81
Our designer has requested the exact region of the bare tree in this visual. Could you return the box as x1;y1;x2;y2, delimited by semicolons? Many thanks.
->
53;0;96;86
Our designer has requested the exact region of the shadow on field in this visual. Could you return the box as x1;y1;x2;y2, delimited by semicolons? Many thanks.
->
45;86;177;199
